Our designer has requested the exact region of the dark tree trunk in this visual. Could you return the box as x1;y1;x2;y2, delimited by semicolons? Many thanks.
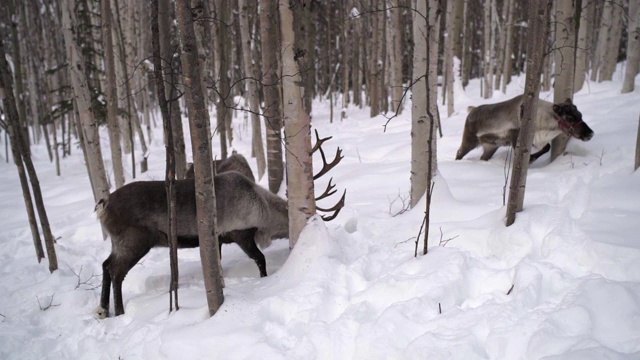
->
260;0;284;194
0;37;58;271
151;0;179;313
506;0;552;227
175;0;224;316
158;0;187;179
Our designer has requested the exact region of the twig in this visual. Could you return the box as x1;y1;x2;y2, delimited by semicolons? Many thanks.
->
395;237;417;248
438;303;442;314
69;265;101;290
36;294;60;311
595;149;605;166
438;227;459;247
507;284;515;295
388;191;410;217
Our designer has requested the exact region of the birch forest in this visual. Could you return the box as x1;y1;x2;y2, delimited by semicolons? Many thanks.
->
0;0;638;317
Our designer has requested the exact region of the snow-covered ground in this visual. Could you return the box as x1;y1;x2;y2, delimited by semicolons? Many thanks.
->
1;67;639;359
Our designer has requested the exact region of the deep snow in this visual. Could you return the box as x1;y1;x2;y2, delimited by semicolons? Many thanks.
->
0;68;639;360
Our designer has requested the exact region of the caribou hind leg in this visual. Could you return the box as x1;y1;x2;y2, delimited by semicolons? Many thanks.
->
96;254;114;318
97;228;156;317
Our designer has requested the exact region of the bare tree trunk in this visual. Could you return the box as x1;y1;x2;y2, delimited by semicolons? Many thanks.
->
370;0;382;116
574;0;593;92
0;37;45;264
1;36;59;271
113;0;147;176
501;0;515;93
462;0;471;88
280;1;316;247
494;0;509;91
7;0;29;144
600;0;622;82
214;0;230;159
622;0;640;93
542;5;554;92
410;0;439;208
591;0;612;82
260;0;284;194
62;0;111;207
551;0;577;162
483;0;494;98
291;0;315;114
353;9;363;108
389;0;404;115
239;0;266;180
158;0;187;179
151;0;179;313
101;0;125;188
506;0;552;227
444;0;456;116
175;0;224;316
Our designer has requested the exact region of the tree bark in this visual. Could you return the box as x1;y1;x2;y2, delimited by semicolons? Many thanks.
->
444;0;456;116
410;0;439;208
291;0;316;114
214;0;231;159
506;0;552;227
260;0;284;194
622;0;640;93
62;0;111;201
501;0;515;93
239;0;266;180
551;0;578;162
7;0;29;144
370;0;382;116
591;0;613;82
390;0;404;115
151;0;179;313
483;0;493;98
0;37;45;265
574;0;593;92
600;0;622;82
280;1;316;247
158;0;187;179
175;0;224;317
101;0;125;189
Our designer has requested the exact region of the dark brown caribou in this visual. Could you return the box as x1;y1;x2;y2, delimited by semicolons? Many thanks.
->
95;170;288;318
455;95;594;163
95;132;346;318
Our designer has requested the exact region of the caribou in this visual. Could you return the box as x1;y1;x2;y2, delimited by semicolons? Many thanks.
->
455;95;594;163
95;132;345;318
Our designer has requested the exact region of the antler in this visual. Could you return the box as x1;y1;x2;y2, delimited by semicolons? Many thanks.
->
312;129;344;180
316;177;337;201
316;189;346;221
312;129;346;221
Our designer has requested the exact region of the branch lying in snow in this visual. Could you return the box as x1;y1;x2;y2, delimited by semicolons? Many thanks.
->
438;227;459;247
69;265;100;290
388;191;410;217
36;294;60;311
507;284;515;295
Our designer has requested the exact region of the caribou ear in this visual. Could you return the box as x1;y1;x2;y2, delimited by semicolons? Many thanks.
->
565;98;573;104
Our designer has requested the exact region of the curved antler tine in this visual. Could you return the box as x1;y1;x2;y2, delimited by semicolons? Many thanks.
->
317;190;346;222
315;177;337;201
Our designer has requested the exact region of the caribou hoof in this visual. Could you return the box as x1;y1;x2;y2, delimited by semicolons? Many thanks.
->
94;306;109;319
